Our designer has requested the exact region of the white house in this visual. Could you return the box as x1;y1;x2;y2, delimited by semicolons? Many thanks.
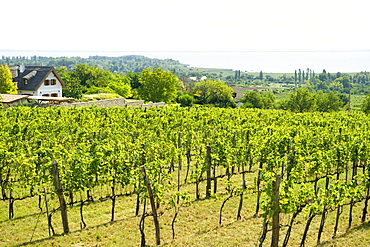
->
9;65;65;97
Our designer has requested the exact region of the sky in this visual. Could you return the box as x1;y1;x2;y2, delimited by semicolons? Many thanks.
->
1;0;369;52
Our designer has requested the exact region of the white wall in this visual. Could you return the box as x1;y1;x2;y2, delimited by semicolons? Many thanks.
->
37;72;63;97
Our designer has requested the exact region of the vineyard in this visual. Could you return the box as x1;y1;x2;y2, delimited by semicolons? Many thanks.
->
0;106;369;246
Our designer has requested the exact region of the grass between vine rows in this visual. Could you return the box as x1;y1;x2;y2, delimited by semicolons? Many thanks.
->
0;167;369;247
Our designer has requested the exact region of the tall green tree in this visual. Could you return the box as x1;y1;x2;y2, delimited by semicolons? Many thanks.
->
284;88;315;112
193;79;236;107
127;72;142;89
334;76;351;89
0;65;17;94
259;71;263;80
58;64;132;98
361;94;370;114
315;91;345;112
137;68;180;103
240;90;275;109
58;66;85;99
107;79;132;98
63;78;85;99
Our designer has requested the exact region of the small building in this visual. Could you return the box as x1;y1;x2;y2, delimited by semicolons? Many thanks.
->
9;65;65;97
0;94;29;109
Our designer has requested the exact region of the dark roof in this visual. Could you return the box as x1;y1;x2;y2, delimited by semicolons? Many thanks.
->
9;65;65;91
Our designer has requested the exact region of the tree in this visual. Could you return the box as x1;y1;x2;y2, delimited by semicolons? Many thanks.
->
334;76;351;90
62;77;85;99
58;66;85;99
108;80;132;98
0;65;17;94
71;64;117;88
241;90;263;108
127;72;142;89
285;88;315;112
361;94;370;114
193;79;236;107
58;64;132;99
137;68;180;103
240;90;275;109
106;73;132;98
315;91;344;112
178;93;195;107
259;71;263;80
318;70;328;82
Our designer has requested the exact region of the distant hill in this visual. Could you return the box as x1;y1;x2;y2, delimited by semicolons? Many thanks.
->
0;55;191;74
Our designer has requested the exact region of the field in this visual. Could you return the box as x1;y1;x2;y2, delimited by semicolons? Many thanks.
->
0;170;369;246
1;170;369;247
0;106;369;246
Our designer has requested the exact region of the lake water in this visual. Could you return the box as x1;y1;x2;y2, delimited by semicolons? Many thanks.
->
1;50;369;73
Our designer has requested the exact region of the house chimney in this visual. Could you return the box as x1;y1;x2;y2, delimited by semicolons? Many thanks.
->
20;64;25;73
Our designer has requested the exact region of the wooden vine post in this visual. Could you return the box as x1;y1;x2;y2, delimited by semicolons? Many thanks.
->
44;188;52;236
271;175;281;247
52;161;70;234
178;133;182;192
141;165;161;245
206;145;212;199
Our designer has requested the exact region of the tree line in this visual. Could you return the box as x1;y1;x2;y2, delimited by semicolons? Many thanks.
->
0;55;189;74
231;69;370;94
2;55;370;111
57;64;235;107
240;88;350;113
2;56;370;94
0;62;236;108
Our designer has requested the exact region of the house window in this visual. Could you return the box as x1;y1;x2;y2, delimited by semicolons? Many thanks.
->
42;94;50;97
51;79;57;85
23;78;28;85
44;80;50;86
51;93;58;97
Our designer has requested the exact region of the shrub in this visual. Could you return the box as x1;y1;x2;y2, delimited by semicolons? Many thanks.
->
178;94;195;107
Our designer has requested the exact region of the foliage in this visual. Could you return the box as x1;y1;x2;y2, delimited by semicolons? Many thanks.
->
57;64;132;99
240;90;275;109
137;68;180;103
193;79;236;108
361;93;370;114
281;88;346;112
0;106;369;246
177;93;195;107
315;91;346;112
283;88;315;112
69;64;112;87
281;89;346;112
126;71;142;89
62;78;85;99
106;74;132;98
3;55;370;104
12;99;39;107
0;55;189;75
0;64;17;94
85;86;116;94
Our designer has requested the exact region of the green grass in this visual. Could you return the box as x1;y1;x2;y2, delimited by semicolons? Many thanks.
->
0;167;369;247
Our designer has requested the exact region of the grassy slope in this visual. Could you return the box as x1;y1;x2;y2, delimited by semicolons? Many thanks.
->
0;168;369;247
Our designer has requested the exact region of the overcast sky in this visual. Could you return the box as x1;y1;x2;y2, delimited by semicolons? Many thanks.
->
2;0;369;52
